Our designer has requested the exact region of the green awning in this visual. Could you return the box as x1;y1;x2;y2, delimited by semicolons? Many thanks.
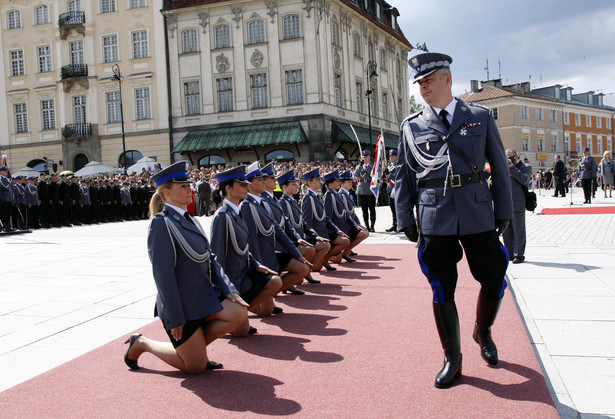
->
173;121;308;153
332;122;399;149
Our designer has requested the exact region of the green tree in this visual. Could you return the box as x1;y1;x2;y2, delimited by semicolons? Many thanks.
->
409;94;424;113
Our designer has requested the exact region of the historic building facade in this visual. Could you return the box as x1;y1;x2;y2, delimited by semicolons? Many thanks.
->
0;0;169;172
460;80;615;170
162;0;412;165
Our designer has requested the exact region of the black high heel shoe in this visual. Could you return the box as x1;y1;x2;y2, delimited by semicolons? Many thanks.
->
323;263;337;271
124;333;142;370
283;288;305;295
342;255;356;263
305;275;321;284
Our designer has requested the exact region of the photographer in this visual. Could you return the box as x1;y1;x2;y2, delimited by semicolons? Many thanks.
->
503;149;532;264
578;147;597;204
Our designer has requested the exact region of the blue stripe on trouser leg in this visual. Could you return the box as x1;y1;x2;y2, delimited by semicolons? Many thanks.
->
498;242;509;299
417;241;446;303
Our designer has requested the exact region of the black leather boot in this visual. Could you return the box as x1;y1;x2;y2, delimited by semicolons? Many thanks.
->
472;292;503;365
433;302;462;389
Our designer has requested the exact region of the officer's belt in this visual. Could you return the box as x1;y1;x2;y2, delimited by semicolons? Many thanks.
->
418;171;489;189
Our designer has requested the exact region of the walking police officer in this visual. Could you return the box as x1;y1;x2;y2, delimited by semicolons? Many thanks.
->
395;52;513;388
353;151;376;232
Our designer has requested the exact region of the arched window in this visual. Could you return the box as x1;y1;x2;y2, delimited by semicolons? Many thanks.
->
214;24;230;48
248;20;265;44
266;149;294;162
7;10;21;29
282;15;300;39
73;153;89;172
29;159;49;173
34;5;49;25
181;29;198;53
199;155;226;167
331;22;339;46
120;150;143;168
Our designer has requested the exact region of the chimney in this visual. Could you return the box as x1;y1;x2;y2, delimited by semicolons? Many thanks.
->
470;80;479;93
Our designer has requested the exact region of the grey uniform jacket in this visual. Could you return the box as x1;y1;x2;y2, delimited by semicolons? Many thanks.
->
354;163;374;195
148;205;237;331
301;189;340;238
261;192;301;248
15;183;26;205
279;194;319;241
239;195;302;272
120;187;132;205
324;188;359;234
395;99;513;236
26;184;39;206
0;175;13;202
579;155;597;180
509;162;532;213
338;189;362;226
210;204;261;295
79;185;90;206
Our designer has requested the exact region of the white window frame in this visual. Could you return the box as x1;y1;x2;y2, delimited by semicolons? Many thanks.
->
550;109;557;123
607;118;612;129
247;20;265;44
285;69;303;105
382;92;388;121
587;136;592;154
103;34;118;63
379;49;386;70
586;114;591;127
576;137;581;154
217;78;233;112
521;106;528;119
551;134;558;152
331;22;339;46
135;87;151;120
70;41;84;65
34;5;49;25
10;49;25;77
41;99;56;131
131;30;149;59
597;136;603;153
564;135;570;153
214;25;231;49
7;10;21;29
607;138;612;152
37;45;52;73
564;112;569;124
250;73;268;109
106;91;121;123
14;103;28;133
356;82;363;113
73;95;87;124
282;15;300;40
536;108;543;121
182;29;198;53
130;0;146;8
334;74;342;107
575;113;580;126
353;34;361;57
184;81;201;115
100;0;117;14
596;116;602;129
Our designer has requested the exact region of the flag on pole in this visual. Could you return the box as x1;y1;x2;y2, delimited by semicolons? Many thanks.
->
1;150;7;168
369;131;386;199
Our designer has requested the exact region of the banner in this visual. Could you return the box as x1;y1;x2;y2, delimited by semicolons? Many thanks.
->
369;131;386;199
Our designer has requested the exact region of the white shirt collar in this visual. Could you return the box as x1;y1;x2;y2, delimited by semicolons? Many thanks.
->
432;98;457;123
224;198;240;215
248;192;262;204
263;190;274;199
167;203;186;216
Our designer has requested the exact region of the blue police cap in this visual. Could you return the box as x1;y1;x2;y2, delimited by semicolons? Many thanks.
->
302;168;322;181
215;165;250;184
28;176;37;181
323;170;340;183
339;170;353;180
245;161;264;180
0;166;7;171
408;52;453;83
260;162;275;177
151;161;192;187
389;149;398;156
362;150;371;157
276;169;297;185
583;147;590;152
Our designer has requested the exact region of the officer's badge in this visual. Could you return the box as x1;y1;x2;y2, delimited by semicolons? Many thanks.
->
459;127;468;137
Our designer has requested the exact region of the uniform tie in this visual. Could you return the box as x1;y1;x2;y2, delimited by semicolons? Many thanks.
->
439;109;450;131
184;212;195;225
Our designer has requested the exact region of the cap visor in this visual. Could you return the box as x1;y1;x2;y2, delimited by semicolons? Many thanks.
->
413;68;439;84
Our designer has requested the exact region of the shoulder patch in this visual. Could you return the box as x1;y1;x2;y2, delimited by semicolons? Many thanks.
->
466;101;489;111
401;110;422;126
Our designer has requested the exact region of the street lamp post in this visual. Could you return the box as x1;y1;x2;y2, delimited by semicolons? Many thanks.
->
112;64;127;174
365;60;378;153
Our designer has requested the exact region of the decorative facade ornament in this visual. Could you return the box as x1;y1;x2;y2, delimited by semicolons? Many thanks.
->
198;12;209;34
166;15;178;38
373;33;379;46
266;1;277;23
303;0;314;18
250;12;261;19
333;48;341;69
385;38;395;53
251;49;264;68
216;53;230;73
231;7;242;29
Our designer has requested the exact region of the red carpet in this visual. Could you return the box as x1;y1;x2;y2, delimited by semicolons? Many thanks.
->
0;244;557;418
542;206;615;215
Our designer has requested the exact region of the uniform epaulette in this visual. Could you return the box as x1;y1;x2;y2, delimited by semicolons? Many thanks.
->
401;110;422;127
465;101;489;111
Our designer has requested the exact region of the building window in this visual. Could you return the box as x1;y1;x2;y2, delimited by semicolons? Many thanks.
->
333;74;343;107
182;29;198;53
397;99;403;123
370;91;378;118
597;137;603;153
575;113;580;126
217;78;233;112
283;15;300;39
7;10;21;29
10;50;25;77
587;137;592;154
586;115;591;127
184;81;200;115
564;112;569;124
382;93;388;120
130;0;146;8
103;35;118;63
106;91;121;123
379;49;386;70
14;103;28;133
356;82;363;113
607;118;612;129
132;30;148;59
35;5;49;25
70;41;84;65
551;135;558;152
367;42;374;61
521;106;528;119
608;138;612;152
564;135;570;152
73;95;87;124
522;133;529;151
250;73;268;108
214;25;230;48
536;108;543;121
286;70;303;105
550;110;557;122
537;135;544;152
331;22;339;46
68;0;82;13
101;0;116;13
596;116;602;129
576;138;581;153
41;99;55;131
492;107;499;120
37;46;52;73
135;87;151;119
353;34;361;56
248;20;265;44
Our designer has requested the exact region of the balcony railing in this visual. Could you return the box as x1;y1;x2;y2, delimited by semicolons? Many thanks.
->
58;11;85;27
61;64;88;80
62;123;91;139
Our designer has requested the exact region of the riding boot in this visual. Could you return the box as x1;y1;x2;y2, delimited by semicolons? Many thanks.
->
472;292;503;365
433;301;462;388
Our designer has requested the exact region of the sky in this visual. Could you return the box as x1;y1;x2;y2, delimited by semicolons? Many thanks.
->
393;0;615;107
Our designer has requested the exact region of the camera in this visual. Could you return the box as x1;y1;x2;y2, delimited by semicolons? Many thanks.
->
507;157;514;164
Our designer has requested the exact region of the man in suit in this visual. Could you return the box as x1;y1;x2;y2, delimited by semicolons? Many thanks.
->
354;151;376;232
553;155;567;197
503;149;532;264
395;52;513;388
578;147;597;204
